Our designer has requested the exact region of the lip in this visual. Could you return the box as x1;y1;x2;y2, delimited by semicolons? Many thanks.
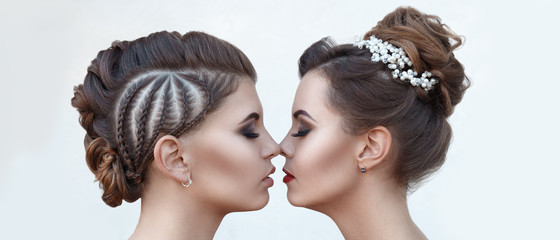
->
262;166;276;188
282;168;295;183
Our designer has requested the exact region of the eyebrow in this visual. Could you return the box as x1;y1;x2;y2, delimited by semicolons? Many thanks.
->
293;110;316;122
239;112;260;124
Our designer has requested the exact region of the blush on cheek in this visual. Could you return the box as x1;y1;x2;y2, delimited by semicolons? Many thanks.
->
217;139;270;210
193;133;266;211
291;128;357;207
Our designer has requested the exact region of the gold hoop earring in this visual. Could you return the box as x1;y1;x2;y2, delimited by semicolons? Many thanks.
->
181;178;192;188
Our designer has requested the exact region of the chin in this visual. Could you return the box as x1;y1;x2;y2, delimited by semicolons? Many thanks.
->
287;191;326;211
286;191;307;207
236;193;270;212
252;194;270;210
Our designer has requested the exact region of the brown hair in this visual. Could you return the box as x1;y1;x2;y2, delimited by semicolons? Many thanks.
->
71;31;256;207
298;7;470;189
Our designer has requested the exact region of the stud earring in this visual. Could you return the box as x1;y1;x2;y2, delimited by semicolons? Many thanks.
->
181;178;192;188
360;166;366;173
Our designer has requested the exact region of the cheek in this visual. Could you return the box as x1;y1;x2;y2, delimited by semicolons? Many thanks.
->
190;132;267;209
290;127;357;205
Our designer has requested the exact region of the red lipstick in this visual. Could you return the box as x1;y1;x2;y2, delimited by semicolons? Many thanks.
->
283;168;295;183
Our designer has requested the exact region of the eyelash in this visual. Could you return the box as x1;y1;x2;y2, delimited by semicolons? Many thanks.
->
291;129;311;137
243;132;260;139
241;125;260;139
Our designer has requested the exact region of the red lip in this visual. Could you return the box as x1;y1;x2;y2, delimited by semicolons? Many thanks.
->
283;168;295;183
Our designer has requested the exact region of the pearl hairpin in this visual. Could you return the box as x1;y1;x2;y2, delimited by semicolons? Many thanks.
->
354;35;438;92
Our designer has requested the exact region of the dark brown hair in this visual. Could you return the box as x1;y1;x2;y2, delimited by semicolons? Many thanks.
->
298;7;470;189
71;31;256;207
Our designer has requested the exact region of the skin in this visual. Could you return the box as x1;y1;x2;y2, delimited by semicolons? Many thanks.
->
129;79;280;240
280;70;427;240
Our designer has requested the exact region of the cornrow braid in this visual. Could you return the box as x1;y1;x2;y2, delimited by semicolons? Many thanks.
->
169;75;212;138
141;80;171;164
133;77;166;162
115;76;153;179
136;72;214;178
171;77;194;137
116;71;215;186
175;82;213;137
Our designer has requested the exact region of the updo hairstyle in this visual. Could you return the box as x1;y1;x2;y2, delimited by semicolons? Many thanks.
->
71;31;256;207
298;7;470;189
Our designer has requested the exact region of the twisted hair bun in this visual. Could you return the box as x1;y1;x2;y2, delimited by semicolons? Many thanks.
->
86;138;140;207
364;6;470;117
72;80;141;207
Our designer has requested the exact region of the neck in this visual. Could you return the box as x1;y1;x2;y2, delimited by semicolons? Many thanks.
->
129;186;226;240
315;176;426;240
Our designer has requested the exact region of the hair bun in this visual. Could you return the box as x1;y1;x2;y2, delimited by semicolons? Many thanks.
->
73;80;141;207
85;137;141;207
365;6;470;117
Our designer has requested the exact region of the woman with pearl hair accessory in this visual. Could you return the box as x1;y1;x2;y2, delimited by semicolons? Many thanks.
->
280;6;469;239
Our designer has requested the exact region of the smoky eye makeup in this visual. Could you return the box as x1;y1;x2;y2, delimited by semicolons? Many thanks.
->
291;121;312;137
239;112;261;139
291;110;316;138
241;122;260;139
291;128;311;137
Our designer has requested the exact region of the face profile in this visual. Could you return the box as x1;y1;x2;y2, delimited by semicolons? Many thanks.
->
280;6;469;239
281;70;364;209
172;79;279;212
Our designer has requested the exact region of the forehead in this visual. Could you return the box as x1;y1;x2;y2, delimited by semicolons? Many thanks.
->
219;79;262;115
293;70;336;120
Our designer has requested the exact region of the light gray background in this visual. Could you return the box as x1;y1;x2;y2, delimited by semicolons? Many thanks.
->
1;0;559;239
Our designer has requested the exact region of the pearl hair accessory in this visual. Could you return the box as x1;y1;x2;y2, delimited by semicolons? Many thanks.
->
354;35;438;92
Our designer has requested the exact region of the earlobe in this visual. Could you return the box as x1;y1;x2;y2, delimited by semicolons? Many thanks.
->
357;126;392;172
153;135;191;183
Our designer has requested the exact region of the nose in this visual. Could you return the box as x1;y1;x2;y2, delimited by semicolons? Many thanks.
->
262;132;281;160
279;134;293;159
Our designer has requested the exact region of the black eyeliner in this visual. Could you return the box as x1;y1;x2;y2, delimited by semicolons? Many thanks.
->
241;123;259;139
243;132;260;138
291;129;311;137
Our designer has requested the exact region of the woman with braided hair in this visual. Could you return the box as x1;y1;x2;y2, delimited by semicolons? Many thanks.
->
71;31;280;239
280;7;470;239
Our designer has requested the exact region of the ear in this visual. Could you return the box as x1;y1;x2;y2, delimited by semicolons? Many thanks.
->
357;126;392;172
153;135;191;184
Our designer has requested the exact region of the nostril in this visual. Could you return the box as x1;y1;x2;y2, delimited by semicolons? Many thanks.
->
264;142;281;160
279;142;293;159
279;147;293;158
269;150;280;160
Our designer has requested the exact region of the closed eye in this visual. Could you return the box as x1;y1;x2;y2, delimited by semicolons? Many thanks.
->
241;124;259;139
291;129;311;137
243;132;260;138
239;112;261;139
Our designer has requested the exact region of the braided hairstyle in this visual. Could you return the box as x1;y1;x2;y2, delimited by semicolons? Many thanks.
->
71;31;256;207
298;7;470;190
